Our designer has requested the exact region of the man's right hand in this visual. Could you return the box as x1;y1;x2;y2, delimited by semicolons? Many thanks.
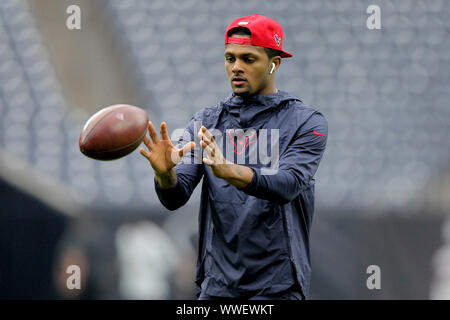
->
140;121;195;183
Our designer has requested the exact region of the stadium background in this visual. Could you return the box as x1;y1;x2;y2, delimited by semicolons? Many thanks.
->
0;0;449;299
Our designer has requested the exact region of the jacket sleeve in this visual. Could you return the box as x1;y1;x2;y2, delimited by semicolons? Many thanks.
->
240;112;328;203
154;117;204;211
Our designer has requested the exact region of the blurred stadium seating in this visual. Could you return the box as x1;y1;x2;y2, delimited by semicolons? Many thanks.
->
2;0;448;213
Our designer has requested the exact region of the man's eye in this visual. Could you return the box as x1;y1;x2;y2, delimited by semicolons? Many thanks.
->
245;58;255;63
225;57;235;62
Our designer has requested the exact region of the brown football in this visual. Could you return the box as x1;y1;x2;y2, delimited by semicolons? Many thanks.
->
79;104;149;161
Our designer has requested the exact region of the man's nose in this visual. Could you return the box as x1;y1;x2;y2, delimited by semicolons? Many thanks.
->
232;60;243;73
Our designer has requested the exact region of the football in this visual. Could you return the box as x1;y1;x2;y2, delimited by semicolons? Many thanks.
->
79;104;149;161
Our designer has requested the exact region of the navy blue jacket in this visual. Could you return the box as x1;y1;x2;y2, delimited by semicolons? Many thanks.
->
155;90;328;299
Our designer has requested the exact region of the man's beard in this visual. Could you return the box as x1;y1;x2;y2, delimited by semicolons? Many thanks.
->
233;89;251;97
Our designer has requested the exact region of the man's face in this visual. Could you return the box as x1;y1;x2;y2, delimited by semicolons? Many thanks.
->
224;37;271;96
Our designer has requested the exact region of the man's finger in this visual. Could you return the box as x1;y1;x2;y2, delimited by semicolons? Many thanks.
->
200;140;209;151
140;147;151;160
203;127;214;141
160;122;170;141
142;136;153;150
148;121;160;144
201;132;212;145
197;127;205;140
179;141;195;157
198;125;208;139
202;141;214;157
205;142;215;157
170;142;195;165
203;157;214;166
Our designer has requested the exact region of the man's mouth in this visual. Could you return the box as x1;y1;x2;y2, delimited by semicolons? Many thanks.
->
232;76;247;85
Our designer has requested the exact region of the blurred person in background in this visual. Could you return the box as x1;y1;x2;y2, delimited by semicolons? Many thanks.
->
115;220;180;299
53;215;120;299
162;207;199;299
140;14;328;300
55;216;184;299
430;217;450;299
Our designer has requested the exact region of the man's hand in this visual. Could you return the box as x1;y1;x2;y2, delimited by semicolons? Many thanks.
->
140;121;195;188
198;125;231;178
198;126;254;189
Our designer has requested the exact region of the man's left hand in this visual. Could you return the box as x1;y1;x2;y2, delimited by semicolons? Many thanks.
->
198;125;231;178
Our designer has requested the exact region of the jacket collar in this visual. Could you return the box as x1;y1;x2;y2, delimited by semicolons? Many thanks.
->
220;90;301;128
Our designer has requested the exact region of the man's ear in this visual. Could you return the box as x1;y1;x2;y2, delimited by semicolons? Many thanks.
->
270;56;282;74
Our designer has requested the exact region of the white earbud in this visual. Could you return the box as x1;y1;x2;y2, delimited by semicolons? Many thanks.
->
270;63;275;74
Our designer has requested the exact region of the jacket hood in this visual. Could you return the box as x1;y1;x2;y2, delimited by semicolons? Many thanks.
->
220;90;301;128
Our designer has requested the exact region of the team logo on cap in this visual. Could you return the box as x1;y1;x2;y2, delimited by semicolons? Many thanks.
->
274;34;281;46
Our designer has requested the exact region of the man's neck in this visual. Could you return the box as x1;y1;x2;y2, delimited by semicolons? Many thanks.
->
258;81;278;94
256;83;278;95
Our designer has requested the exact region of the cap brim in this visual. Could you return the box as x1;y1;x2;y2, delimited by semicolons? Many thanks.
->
280;50;293;58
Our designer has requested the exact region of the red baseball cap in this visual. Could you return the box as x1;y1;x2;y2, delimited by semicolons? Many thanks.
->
225;14;293;58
